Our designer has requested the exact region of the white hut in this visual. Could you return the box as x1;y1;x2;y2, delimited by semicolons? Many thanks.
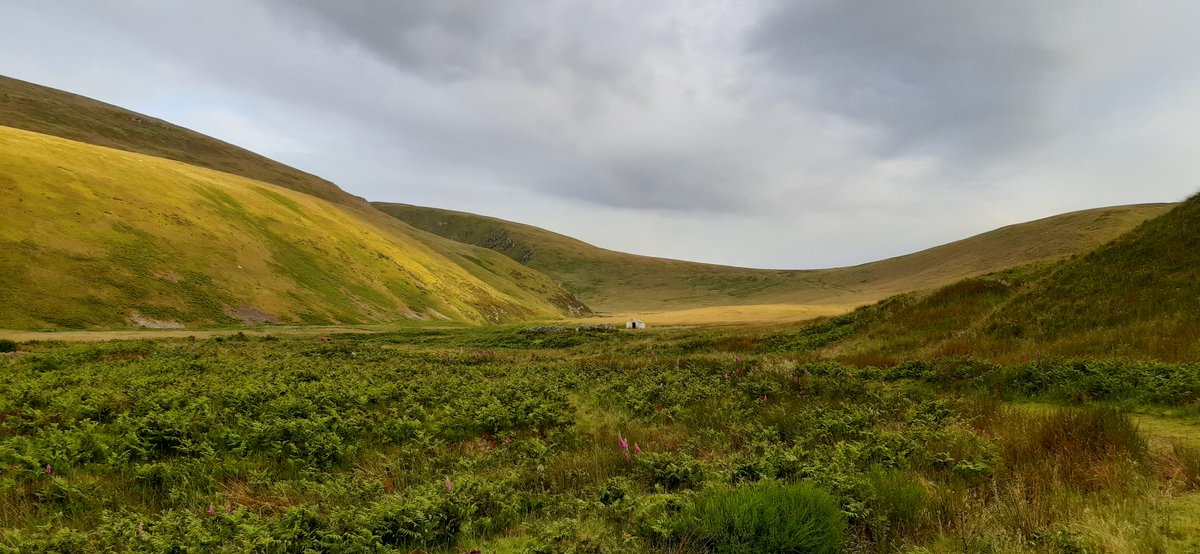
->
626;319;646;329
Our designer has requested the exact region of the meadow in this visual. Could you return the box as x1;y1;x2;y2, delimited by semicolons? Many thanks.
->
3;326;1199;553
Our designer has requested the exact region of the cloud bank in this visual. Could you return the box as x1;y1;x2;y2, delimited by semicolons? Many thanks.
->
3;0;1198;267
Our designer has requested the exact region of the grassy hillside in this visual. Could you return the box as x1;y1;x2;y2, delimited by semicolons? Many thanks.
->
375;202;1174;314
0;126;582;329
790;192;1200;362
0;75;363;208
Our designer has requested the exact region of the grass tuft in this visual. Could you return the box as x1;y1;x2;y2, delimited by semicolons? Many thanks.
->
673;481;847;554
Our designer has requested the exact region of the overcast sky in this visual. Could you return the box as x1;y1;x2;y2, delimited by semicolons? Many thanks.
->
3;1;1198;268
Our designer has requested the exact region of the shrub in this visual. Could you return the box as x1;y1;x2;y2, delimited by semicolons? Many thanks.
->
0;339;16;352
634;452;704;490
673;481;847;554
531;518;618;554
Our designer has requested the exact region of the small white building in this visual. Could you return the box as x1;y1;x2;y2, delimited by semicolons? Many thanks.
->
626;319;646;329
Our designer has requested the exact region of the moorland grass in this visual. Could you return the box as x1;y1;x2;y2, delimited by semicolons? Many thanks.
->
2;328;1199;552
374;202;1171;314
810;192;1200;363
674;481;847;554
0;126;578;329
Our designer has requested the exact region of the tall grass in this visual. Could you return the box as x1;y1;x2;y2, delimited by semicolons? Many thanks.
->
673;481;847;554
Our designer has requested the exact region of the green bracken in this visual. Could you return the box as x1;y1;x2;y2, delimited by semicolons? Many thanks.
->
2;329;1199;552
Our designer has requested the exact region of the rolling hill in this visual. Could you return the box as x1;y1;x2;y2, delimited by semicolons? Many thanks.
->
375;201;1175;315
802;191;1200;362
0;75;1180;332
0;125;584;329
0;75;367;208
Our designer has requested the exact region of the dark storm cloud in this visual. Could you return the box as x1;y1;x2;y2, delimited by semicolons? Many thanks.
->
748;1;1067;158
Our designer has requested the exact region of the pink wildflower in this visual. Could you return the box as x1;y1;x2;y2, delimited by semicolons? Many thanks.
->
634;443;642;455
225;502;233;514
618;434;629;451
624;452;631;463
207;504;215;517
505;436;512;444
445;478;453;493
44;465;52;475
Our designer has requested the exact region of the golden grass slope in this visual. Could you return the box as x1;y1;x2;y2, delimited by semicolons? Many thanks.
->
0;75;363;208
375;202;1175;314
0;126;579;329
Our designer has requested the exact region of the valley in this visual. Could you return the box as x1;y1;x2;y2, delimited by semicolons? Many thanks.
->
1;75;1198;553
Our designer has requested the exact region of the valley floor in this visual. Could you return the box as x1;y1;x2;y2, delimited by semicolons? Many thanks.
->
574;303;853;328
2;325;1199;552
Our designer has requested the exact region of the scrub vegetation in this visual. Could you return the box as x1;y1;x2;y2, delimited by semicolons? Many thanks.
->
2;328;1200;552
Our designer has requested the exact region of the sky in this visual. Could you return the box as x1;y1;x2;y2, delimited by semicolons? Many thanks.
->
3;1;1199;269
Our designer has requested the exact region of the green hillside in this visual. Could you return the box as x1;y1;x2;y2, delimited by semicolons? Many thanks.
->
801;192;1200;362
0;126;582;329
375;202;1174;313
0;75;363;208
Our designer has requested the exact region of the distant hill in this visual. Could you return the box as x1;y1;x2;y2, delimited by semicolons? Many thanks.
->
0;75;363;208
0;75;1179;331
0;126;584;329
812;192;1200;362
374;202;1174;314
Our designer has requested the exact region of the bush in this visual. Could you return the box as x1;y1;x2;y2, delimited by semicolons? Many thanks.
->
634;452;704;490
0;339;16;352
674;481;847;554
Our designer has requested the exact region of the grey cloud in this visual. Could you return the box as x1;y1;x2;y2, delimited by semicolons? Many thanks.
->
252;0;757;213
542;150;757;213
3;1;1198;268
748;1;1068;159
263;0;660;87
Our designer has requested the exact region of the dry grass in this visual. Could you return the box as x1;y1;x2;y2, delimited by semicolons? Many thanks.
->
573;303;852;327
377;201;1172;314
0;75;362;208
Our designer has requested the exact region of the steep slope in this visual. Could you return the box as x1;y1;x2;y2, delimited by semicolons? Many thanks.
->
0;126;579;329
0;75;362;208
375;202;1174;313
819;191;1200;362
